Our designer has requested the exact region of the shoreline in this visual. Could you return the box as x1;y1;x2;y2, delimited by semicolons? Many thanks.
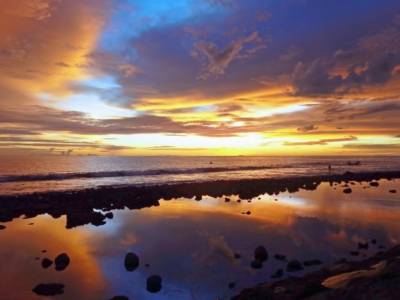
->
0;170;399;228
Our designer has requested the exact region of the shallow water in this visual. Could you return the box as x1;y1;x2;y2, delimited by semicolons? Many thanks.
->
0;178;399;299
1;155;400;194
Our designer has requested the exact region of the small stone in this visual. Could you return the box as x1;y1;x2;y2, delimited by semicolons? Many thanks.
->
41;250;47;253
303;259;322;267
246;211;251;215
251;259;263;269
237;199;241;203
343;188;352;194
274;254;286;261
109;296;129;300
389;189;397;193
234;253;241;259
124;252;139;272
225;197;230;202
369;181;379;187
41;258;53;269
350;251;359;256
32;283;64;296
371;239;377;244
254;246;268;262
358;242;368;250
286;260;303;272
228;282;236;289
105;212;114;219
54;253;70;271
0;224;6;230
146;275;162;293
271;269;284;279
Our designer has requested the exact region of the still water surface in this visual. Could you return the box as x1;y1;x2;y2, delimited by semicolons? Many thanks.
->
0;178;399;299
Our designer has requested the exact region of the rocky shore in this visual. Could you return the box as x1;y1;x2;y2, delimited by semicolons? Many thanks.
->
233;245;400;300
0;170;399;228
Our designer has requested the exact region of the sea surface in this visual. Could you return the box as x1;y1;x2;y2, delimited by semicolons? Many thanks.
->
1;155;400;195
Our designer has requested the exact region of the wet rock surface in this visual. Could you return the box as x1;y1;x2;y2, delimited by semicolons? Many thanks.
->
146;275;162;293
54;253;70;271
303;259;322;267
343;187;352;194
124;252;139;271
254;246;268;262
1;171;399;228
233;245;400;300
286;260;303;272
32;283;64;296
41;258;53;269
251;260;263;269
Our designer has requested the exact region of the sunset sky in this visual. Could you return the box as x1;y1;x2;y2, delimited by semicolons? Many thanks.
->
1;0;400;156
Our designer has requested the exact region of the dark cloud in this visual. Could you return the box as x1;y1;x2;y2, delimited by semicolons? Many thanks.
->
284;136;357;146
297;124;318;133
343;143;400;149
193;31;264;79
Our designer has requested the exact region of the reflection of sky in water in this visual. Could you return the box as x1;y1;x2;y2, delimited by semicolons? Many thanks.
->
0;179;399;299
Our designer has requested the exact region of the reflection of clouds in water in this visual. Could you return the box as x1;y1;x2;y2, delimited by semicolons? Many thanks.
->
197;230;238;265
0;179;399;299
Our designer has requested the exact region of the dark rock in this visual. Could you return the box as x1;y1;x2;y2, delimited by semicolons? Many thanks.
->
225;197;230;202
254;246;268;262
286;260;303;272
358;242;369;250
146;275;162;293
251;260;263;269
246;211;251;215
371;239;377;244
343;188;352;194
32;283;64;296
237;199;241;203
228;282;236;289
300;281;328;298
369;181;379;187
195;195;202;201
271;269;284;279
35;257;40;260
105;212;114;219
145;263;150;267
350;251;359;256
109;296;129;300
124;252;139;271
234;253;241;259
274;254;286;261
54;253;70;271
389;189;397;193
0;224;5;230
41;250;47;253
41;258;53;269
303;259;322;267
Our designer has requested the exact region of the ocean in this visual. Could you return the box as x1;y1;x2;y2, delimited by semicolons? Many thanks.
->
1;155;400;195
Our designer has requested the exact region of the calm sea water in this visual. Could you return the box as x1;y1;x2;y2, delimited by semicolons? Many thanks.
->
1;155;400;195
